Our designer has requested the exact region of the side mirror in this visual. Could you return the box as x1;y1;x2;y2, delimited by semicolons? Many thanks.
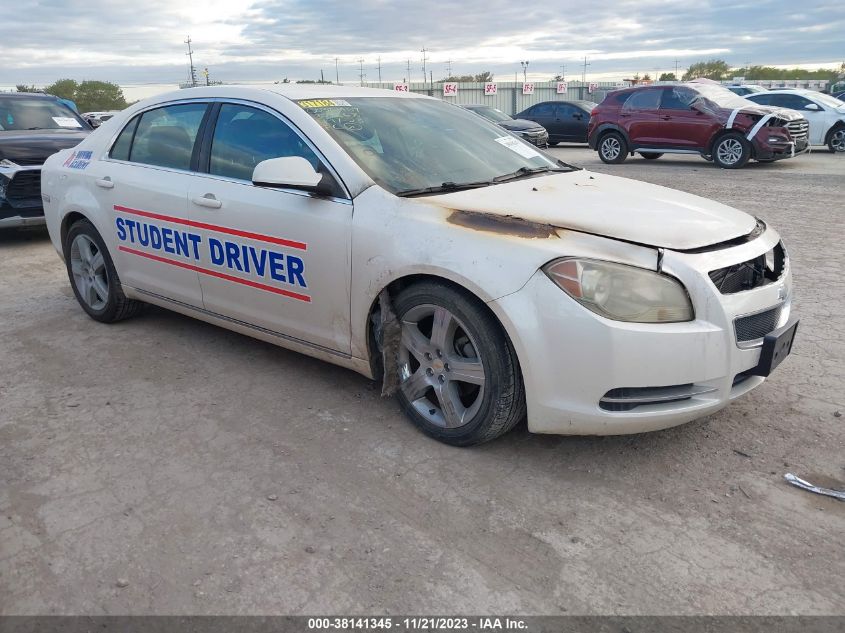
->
805;103;821;111
252;156;322;190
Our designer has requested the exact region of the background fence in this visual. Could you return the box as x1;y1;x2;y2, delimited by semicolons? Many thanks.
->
365;81;621;115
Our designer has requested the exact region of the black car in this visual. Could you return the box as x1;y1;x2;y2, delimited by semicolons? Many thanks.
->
461;105;550;147
515;100;597;145
0;92;90;228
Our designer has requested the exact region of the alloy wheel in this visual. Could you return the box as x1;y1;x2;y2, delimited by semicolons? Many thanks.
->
831;129;845;152
70;234;109;311
398;304;486;429
601;137;621;161
716;138;743;165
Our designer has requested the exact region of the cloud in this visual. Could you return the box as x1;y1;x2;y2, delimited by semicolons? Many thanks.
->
2;0;842;86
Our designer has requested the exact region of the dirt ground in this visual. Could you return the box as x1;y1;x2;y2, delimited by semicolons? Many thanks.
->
1;149;843;615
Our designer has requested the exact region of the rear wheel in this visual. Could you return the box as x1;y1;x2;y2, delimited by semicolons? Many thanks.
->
393;282;525;446
712;133;751;169
639;152;663;160
65;219;143;323
828;126;845;153
598;131;628;164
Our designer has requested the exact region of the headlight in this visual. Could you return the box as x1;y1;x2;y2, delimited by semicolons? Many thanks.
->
544;258;694;323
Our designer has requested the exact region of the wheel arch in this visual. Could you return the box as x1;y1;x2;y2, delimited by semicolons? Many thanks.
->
591;123;630;149
60;209;97;256
708;128;755;158
824;120;845;145
363;271;525;393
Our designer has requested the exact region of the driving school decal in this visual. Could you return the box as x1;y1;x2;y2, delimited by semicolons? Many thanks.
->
112;205;310;303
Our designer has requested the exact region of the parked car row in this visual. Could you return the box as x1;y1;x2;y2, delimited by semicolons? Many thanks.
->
460;83;843;168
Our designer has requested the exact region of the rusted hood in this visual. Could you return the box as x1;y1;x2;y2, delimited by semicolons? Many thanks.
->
429;170;758;250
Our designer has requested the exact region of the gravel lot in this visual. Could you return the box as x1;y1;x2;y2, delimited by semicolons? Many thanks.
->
1;149;843;615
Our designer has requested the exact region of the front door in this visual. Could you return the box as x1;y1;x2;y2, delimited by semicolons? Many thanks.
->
655;86;716;150
186;102;353;354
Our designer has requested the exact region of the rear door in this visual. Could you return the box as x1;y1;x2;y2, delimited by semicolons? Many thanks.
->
185;101;353;354
655;86;716;149
553;103;582;140
619;88;662;146
97;101;209;306
524;103;558;138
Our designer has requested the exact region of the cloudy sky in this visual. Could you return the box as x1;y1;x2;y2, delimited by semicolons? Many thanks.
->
4;0;843;97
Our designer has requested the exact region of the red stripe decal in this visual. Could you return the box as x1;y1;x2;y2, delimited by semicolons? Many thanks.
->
118;246;312;303
114;205;307;251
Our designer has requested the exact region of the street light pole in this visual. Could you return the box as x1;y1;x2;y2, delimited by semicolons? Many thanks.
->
521;60;529;82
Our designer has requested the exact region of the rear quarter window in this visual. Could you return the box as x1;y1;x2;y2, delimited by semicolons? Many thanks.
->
109;115;139;161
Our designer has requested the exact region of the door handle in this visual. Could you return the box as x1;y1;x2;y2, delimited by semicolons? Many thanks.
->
192;193;222;209
95;177;114;189
660;115;672;120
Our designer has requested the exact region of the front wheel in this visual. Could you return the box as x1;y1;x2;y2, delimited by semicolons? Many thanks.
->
393;282;525;446
597;131;628;164
639;152;663;160
712;133;751;169
828;126;845;153
65;219;143;322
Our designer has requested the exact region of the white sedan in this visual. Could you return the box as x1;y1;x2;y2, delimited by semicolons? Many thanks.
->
41;85;798;446
745;89;845;152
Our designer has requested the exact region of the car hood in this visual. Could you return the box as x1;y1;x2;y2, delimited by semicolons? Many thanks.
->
714;104;804;122
498;118;545;132
426;170;757;250
0;129;90;165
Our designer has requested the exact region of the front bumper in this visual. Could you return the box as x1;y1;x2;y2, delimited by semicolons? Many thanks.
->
514;130;550;147
752;133;810;161
491;228;793;435
0;165;44;228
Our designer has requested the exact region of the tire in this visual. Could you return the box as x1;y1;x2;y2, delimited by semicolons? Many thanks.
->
393;282;526;446
597;131;628;164
712;132;751;169
64;218;143;323
828;126;845;153
639;152;663;160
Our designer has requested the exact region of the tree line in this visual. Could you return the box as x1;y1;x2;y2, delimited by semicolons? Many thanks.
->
16;79;129;112
680;59;844;82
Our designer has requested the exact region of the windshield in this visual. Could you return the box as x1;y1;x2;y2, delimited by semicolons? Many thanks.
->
467;106;512;123
814;92;845;108
688;83;759;110
0;96;87;131
297;97;564;195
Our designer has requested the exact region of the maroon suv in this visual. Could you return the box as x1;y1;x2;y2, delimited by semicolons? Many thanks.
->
587;83;810;168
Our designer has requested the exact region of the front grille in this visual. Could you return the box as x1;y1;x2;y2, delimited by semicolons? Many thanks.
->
785;119;809;142
599;384;717;412
735;305;782;343
5;169;41;201
709;242;786;294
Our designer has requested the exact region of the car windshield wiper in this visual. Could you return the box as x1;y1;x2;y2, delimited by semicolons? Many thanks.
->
395;180;494;197
491;165;570;183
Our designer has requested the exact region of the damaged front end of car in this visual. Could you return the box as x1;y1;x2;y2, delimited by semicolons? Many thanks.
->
0;159;45;228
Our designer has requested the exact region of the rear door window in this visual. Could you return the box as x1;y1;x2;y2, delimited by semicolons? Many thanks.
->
127;103;208;170
622;89;662;112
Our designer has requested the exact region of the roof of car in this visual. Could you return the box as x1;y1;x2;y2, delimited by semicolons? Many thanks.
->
0;91;59;99
167;84;430;102
760;88;817;95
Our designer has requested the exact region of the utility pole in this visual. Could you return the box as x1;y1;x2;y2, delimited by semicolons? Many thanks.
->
560;64;566;80
377;56;382;83
674;59;680;78
406;59;411;84
320;69;325;83
421;47;428;86
358;58;365;86
446;59;452;78
334;57;339;84
582;56;590;84
184;36;197;87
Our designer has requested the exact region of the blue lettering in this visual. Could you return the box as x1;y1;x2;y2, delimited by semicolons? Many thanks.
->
268;251;286;283
161;227;175;254
125;219;137;243
149;225;162;250
115;217;126;241
173;230;188;257
225;242;243;272
240;244;251;274
209;238;224;265
137;222;149;246
287;255;306;288
188;233;202;260
249;246;267;277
